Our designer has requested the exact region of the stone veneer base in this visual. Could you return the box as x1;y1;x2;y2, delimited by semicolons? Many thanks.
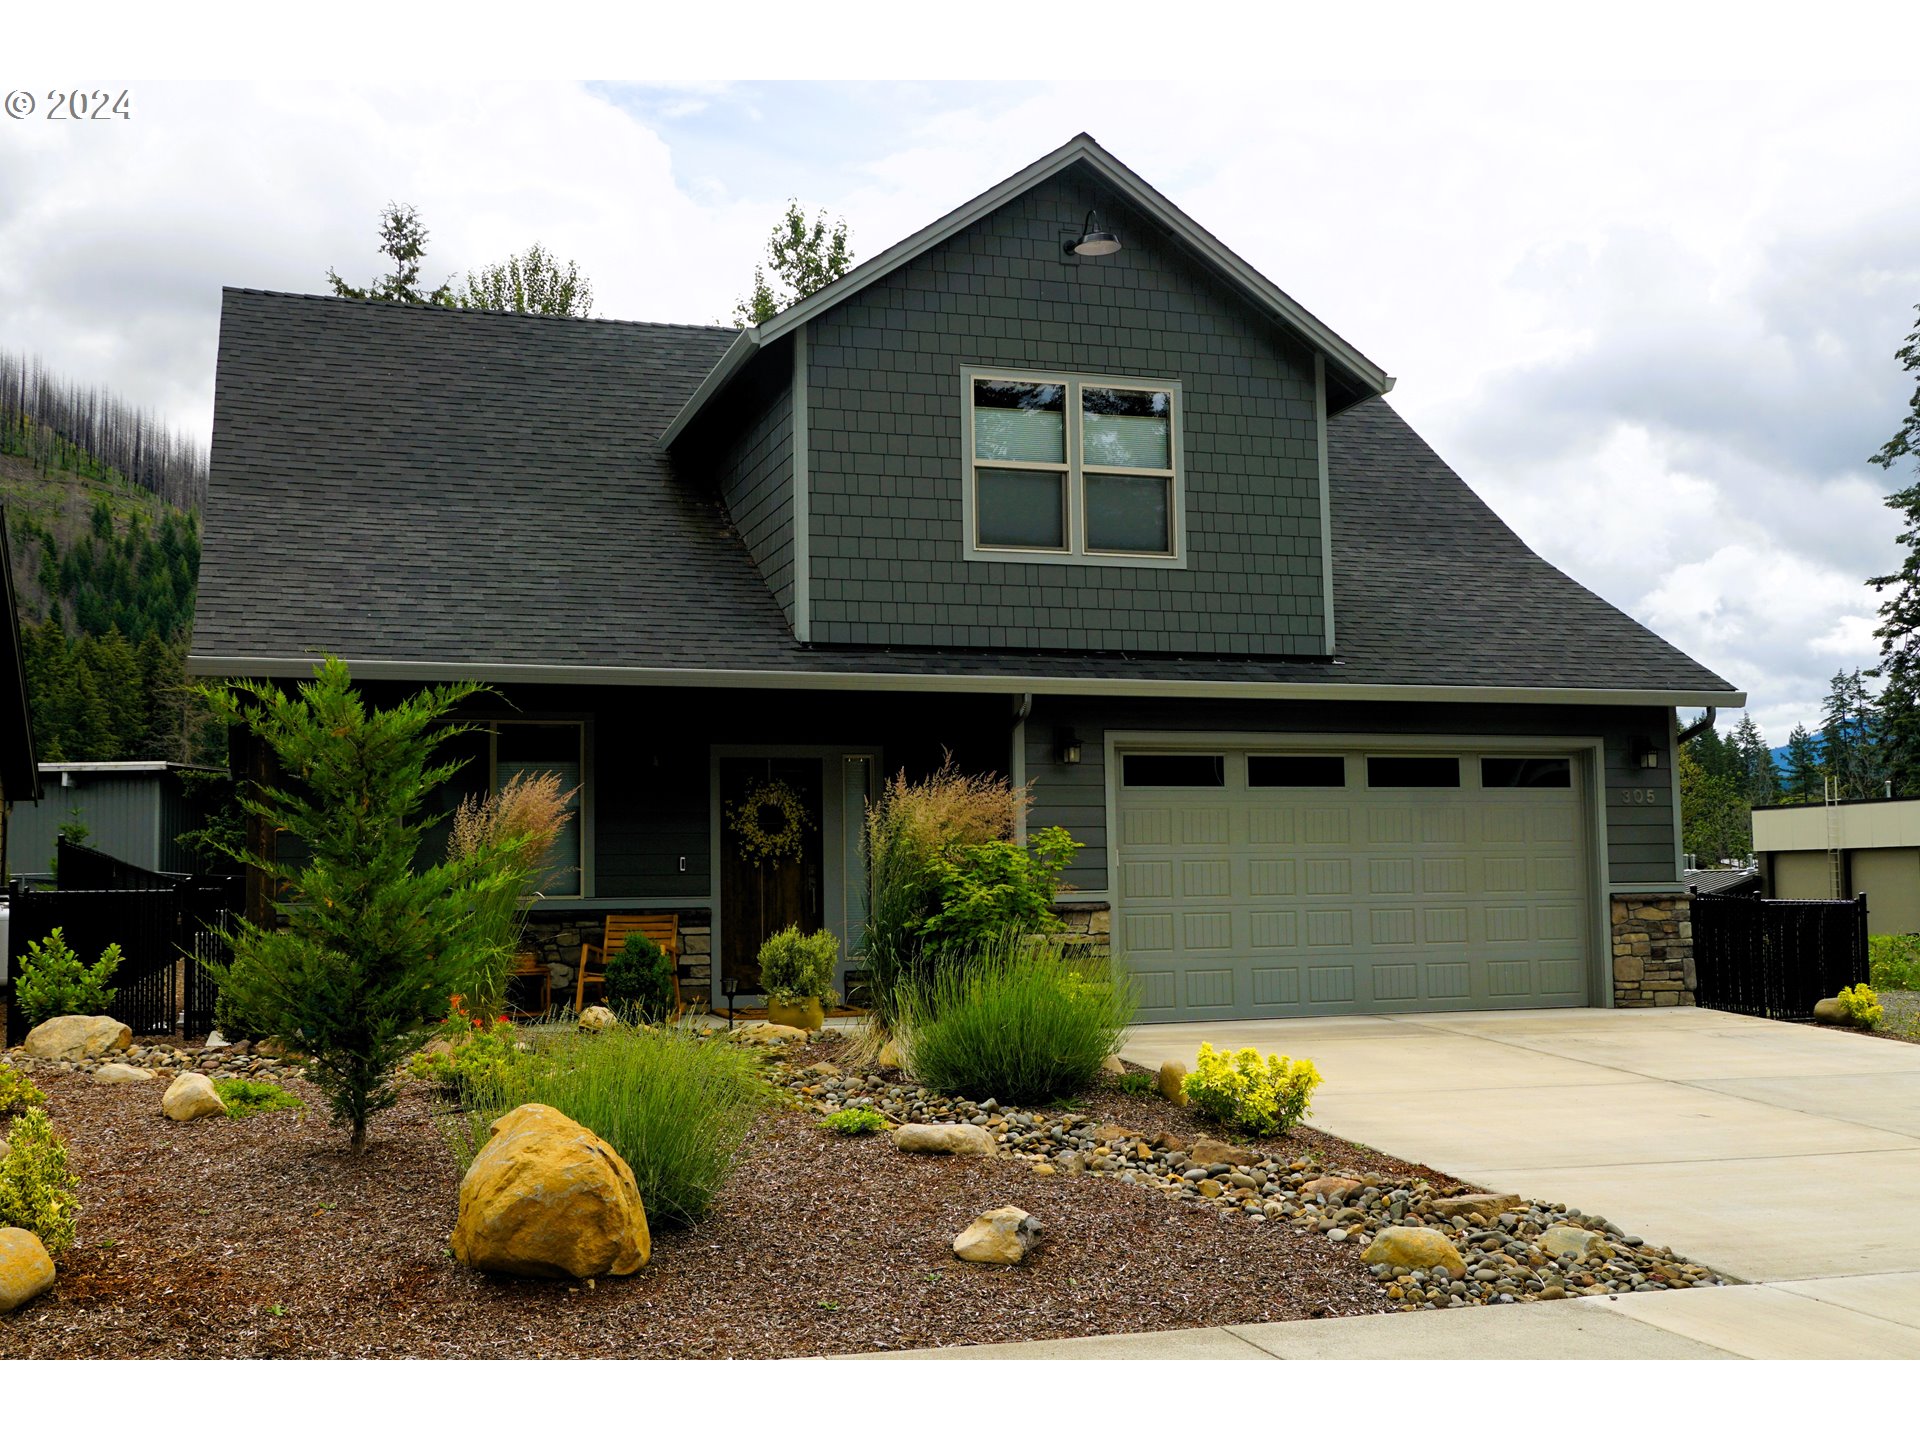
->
1611;894;1696;1008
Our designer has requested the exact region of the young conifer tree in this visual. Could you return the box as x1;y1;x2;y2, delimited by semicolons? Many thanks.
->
200;659;525;1151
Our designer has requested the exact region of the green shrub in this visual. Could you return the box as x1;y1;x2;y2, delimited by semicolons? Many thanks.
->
604;934;678;1021
0;1063;47;1120
410;1018;521;1100
1869;934;1920;992
213;1078;305;1119
758;925;841;1005
1184;1043;1322;1137
914;828;1081;952
1117;1070;1153;1096
0;1107;80;1253
820;1106;889;1136
1838;983;1884;1030
453;1022;767;1228
896;938;1136;1105
15;928;121;1026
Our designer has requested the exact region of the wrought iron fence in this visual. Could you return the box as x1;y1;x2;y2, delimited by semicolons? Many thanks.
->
4;857;243;1045
1690;889;1868;1021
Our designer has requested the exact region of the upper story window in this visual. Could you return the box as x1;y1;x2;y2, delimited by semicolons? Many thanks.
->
964;368;1185;567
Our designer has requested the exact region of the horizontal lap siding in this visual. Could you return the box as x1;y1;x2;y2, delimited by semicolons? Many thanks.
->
807;167;1326;657
1026;698;1677;894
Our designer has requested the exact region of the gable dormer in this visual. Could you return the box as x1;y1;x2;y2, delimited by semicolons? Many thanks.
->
669;134;1392;657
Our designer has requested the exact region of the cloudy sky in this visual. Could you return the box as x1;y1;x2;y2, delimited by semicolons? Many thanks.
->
3;20;1916;744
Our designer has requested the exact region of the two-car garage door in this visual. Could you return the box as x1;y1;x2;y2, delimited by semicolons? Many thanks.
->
1116;746;1594;1019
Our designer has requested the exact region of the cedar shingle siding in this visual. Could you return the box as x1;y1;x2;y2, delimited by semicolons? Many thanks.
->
805;170;1327;655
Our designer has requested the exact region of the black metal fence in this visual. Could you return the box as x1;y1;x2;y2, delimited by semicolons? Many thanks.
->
1690;889;1869;1021
5;843;242;1045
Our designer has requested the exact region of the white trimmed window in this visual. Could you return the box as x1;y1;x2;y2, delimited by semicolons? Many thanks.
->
491;720;585;899
963;369;1185;566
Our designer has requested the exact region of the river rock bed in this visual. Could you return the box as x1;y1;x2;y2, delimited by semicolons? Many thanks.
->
4;1039;307;1087
766;1042;1729;1310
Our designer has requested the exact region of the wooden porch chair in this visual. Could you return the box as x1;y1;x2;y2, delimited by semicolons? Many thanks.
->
576;914;682;1015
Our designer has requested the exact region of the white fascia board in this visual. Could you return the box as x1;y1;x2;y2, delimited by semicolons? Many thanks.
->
185;652;1746;710
657;327;756;450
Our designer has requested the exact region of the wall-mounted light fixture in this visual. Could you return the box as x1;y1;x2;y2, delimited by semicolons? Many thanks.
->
1632;739;1662;770
1055;727;1083;765
1063;210;1121;258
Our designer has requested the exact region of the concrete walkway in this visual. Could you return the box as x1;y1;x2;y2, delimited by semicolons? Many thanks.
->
869;1008;1920;1359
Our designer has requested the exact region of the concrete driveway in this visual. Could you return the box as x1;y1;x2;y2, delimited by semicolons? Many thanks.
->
1113;1006;1920;1358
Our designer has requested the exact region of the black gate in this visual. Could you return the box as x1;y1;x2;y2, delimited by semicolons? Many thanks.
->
1690;890;1868;1021
5;843;242;1045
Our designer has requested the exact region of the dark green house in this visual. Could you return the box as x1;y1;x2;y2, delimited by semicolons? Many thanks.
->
189;135;1743;1020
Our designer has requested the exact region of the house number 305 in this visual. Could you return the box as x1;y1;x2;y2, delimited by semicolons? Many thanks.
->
1620;788;1662;805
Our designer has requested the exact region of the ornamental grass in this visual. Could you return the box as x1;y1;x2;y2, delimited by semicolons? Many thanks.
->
450;1019;768;1229
895;935;1136;1106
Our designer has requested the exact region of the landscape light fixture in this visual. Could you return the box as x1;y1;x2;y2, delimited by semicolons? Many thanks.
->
1056;727;1083;765
1064;210;1121;257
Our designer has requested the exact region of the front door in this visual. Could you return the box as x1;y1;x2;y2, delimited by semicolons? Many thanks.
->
719;756;826;994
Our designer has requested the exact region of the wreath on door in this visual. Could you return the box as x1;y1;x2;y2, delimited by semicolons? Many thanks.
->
726;777;815;866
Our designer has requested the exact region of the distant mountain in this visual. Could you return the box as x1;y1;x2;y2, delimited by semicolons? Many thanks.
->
1769;735;1820;772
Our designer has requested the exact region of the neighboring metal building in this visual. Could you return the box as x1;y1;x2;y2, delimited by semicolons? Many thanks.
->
7;761;222;879
1753;798;1920;936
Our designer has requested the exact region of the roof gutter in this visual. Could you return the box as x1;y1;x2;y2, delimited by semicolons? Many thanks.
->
185;653;1746;710
1676;706;1718;745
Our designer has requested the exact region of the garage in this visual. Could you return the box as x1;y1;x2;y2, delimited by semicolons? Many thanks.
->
1115;745;1595;1019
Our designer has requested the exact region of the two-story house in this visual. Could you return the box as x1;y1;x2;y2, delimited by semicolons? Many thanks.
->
188;134;1743;1020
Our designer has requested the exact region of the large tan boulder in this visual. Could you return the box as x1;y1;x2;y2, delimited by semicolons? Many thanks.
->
24;1015;131;1061
876;1038;904;1070
732;1021;808;1045
1301;1175;1368;1205
0;1227;56;1313
1362;1225;1467;1279
953;1206;1043;1265
894;1122;996;1157
162;1071;228;1121
1157;1060;1189;1105
451;1103;650;1279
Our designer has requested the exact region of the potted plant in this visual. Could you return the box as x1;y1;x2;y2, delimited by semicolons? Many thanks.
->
758;925;841;1030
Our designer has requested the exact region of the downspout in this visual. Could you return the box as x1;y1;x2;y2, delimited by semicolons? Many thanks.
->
1010;694;1032;845
1676;707;1716;746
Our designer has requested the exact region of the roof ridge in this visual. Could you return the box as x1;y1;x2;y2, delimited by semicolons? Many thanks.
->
219;287;741;335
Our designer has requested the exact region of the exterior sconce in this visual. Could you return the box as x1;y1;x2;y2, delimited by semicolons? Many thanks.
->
1633;740;1661;770
1056;727;1083;765
1063;210;1121;257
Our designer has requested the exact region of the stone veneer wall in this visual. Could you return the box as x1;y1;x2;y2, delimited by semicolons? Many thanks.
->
521;910;713;1011
1054;900;1111;958
1611;895;1695;1007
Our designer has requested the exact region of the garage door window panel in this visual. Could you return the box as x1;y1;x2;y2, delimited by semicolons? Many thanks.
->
1481;757;1572;788
1249;755;1346;787
1366;756;1461;788
1122;754;1225;787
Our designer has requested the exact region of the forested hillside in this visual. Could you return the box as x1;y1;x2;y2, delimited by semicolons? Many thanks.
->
2;352;220;765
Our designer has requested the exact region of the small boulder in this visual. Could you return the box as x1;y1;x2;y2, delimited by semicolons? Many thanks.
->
577;1006;618;1034
1541;1224;1605;1261
1301;1175;1367;1205
23;1015;131;1061
1191;1137;1259;1168
93;1063;156;1085
1100;1054;1126;1076
953;1206;1042;1265
162;1071;229;1121
876;1038;904;1070
732;1021;807;1045
1812;997;1852;1026
894;1123;996;1157
1430;1191;1523;1220
1362;1226;1467;1279
203;1030;232;1051
451;1103;650;1279
1157;1059;1189;1105
1091;1123;1139;1144
0;1227;56;1313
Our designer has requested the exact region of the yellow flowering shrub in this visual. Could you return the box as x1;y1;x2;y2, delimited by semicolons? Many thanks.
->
1183;1043;1323;1136
1837;983;1883;1030
0;1107;80;1254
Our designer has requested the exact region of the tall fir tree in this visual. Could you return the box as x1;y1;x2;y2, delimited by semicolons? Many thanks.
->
1819;668;1883;799
1731;714;1778;807
1869;300;1920;790
1782;724;1824;802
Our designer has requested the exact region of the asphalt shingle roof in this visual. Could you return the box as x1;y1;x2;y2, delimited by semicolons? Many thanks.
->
191;289;1738;699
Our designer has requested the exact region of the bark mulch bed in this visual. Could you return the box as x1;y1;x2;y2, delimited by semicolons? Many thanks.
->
1;1057;1418;1359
